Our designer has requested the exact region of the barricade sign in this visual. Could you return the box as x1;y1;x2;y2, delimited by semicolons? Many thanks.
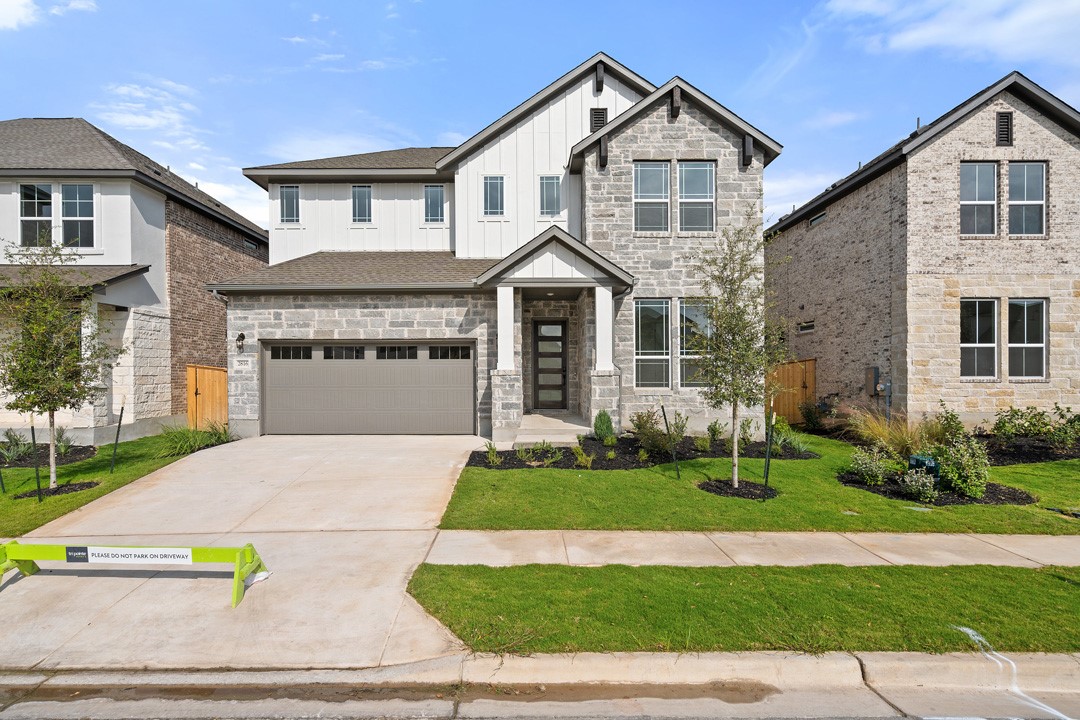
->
0;540;269;608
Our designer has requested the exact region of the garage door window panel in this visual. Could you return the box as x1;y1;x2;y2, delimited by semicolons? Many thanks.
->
270;345;312;360
324;346;365;360
430;345;471;360
377;345;418;360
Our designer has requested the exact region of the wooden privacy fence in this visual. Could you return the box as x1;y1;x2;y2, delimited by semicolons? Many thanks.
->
187;365;228;429
769;359;816;425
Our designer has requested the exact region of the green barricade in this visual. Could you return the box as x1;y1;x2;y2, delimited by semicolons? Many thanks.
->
0;540;269;608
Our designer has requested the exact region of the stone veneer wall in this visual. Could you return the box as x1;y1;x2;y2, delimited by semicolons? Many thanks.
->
165;201;267;415
582;99;766;432
765;163;909;413
226;292;498;437
130;307;173;422
521;297;582;414
902;91;1080;424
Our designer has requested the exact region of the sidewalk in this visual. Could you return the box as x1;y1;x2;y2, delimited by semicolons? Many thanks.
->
427;530;1080;567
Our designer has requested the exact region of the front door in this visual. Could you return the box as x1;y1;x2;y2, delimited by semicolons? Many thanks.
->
533;320;568;410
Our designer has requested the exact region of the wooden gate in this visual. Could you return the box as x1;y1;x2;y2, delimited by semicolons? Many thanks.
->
769;359;816;424
187;365;228;429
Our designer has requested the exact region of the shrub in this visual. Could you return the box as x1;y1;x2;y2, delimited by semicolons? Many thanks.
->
738;418;755;451
899;467;939;503
932;435;990;499
630;408;685;456
54;426;74;457
637;448;649;463
571;444;595;470
666;410;689;446
0;429;33;463
541;447;563;468
158;422;238;458
991;406;1054;440
693;435;711;453
849;446;892;487
847;410;930;460
605;449;616;461
782;432;811;455
707;419;726;447
484;441;503;467
798;399;825;431
1049;421;1080;452
515;445;535;463
602;435;618;447
593;409;615;443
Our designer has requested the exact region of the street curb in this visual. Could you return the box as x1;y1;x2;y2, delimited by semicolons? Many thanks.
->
859;651;1080;692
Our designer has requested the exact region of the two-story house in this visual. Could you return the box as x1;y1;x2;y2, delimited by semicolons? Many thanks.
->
766;72;1080;425
0;118;269;442
212;54;781;440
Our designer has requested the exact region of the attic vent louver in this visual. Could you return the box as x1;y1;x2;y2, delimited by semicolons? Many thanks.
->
996;111;1013;146
590;107;608;133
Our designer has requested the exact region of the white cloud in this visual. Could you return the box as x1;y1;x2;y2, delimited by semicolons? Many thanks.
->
321;56;419;73
181;178;268;229
763;170;840;225
385;2;399;19
310;12;324;22
187;162;206;171
282;35;307;43
0;0;40;30
827;0;1080;68
743;21;821;97
804;109;866;130
436;130;468;146
265;133;403;162
92;79;208;154
49;0;95;16
312;53;344;62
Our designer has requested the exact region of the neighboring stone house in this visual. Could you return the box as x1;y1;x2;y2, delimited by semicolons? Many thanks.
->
766;72;1080;425
0;118;269;443
212;54;781;439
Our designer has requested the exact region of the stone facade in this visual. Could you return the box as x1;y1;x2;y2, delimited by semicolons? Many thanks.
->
226;292;498;437
583;99;767;432
767;89;1080;425
165;201;268;414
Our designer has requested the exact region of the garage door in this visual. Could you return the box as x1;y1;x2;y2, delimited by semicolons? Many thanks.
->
263;342;475;434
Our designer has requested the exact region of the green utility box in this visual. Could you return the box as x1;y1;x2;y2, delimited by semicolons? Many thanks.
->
908;454;940;480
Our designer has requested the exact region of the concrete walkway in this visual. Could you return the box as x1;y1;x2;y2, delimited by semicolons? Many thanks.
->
428;530;1080;567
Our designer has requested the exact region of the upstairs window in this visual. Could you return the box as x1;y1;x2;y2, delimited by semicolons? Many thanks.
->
539;175;561;216
960;298;997;378
678;161;715;232
679;299;709;387
280;185;300;224
959;162;996;235
1008;299;1046;378
1008;163;1045;235
424;185;445;223
352;185;372;223
635;298;670;387
20;183;53;247
483;175;504;216
633;161;669;232
61;183;94;247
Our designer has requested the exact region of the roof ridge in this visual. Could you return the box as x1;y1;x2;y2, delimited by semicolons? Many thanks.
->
78;119;136;169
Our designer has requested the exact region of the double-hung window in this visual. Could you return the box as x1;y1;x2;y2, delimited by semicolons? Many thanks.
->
20;183;53;246
483;175;504;216
678;161;715;231
539;175;561;216
633;162;669;232
1008;299;1046;378
1008;163;1045;235
635;299;670;387
352;185;372;223
279;185;300;224
679;299;709;387
960;299;997;378
424;185;444;223
61;183;94;247
959;163;996;235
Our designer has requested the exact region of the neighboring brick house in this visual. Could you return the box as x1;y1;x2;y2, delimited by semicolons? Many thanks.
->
0;118;268;443
211;54;781;439
766;72;1080;425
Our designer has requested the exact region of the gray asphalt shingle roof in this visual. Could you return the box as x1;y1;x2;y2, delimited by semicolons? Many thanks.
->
0;118;267;242
0;263;149;288
246;147;455;171
208;251;498;292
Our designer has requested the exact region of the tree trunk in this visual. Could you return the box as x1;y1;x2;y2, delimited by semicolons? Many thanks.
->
48;410;57;490
731;402;740;489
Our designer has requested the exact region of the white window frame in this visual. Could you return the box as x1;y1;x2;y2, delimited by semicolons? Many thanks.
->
633;161;670;232
19;182;53;247
679;298;709;387
423;184;445;224
677;161;715;232
960;298;998;379
18;181;100;251
279;185;300;224
482;175;505;218
60;183;95;248
959;162;996;236
1007;162;1046;237
1007;298;1047;379
634;298;671;388
351;185;373;224
538;175;561;217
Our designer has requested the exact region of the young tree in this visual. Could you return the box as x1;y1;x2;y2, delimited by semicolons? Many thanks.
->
688;207;787;488
0;241;121;489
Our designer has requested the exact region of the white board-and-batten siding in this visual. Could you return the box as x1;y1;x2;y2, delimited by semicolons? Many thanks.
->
505;241;607;281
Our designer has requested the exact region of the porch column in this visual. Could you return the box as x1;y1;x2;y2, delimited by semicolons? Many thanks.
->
594;285;614;371
497;285;515;370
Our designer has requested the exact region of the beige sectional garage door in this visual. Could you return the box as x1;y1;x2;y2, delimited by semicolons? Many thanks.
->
263;342;475;434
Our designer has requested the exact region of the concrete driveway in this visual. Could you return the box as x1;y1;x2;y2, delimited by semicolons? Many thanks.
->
0;434;483;670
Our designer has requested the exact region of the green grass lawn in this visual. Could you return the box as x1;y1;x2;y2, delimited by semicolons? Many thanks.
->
441;435;1080;534
0;435;181;537
409;563;1080;654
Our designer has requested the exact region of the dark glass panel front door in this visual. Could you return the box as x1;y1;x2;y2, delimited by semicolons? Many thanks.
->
533;321;567;409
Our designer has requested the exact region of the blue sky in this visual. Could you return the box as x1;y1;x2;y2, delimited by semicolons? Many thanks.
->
2;0;1080;228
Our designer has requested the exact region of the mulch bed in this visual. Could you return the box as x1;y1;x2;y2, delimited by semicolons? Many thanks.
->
2;445;96;469
466;435;819;471
978;435;1080;466
836;471;1036;507
698;479;778;500
13;481;100;500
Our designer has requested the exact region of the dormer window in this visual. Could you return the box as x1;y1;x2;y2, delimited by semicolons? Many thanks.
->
590;108;608;133
280;185;300;224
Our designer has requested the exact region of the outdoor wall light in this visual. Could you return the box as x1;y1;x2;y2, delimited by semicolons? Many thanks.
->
235;333;246;353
